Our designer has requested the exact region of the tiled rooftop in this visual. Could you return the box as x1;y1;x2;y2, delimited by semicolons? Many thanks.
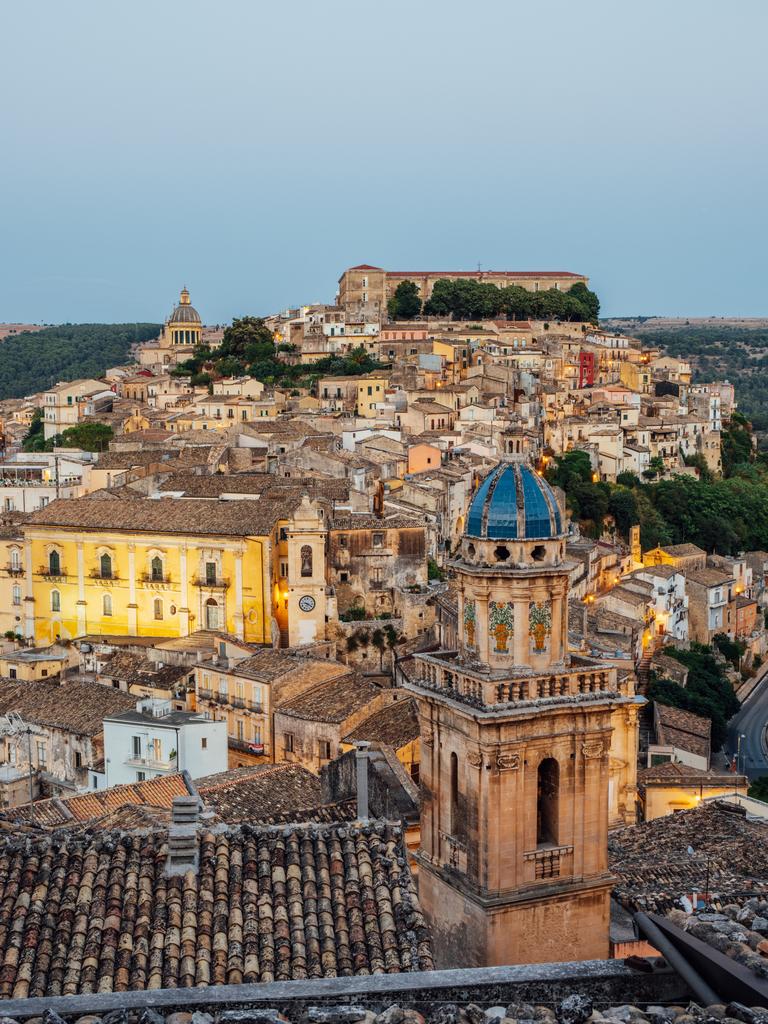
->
26;496;288;537
342;697;420;751
278;675;385;724
0;820;432;997
98;652;192;692
196;764;355;824
0;773;191;830
0;679;136;736
655;702;711;759
610;802;768;915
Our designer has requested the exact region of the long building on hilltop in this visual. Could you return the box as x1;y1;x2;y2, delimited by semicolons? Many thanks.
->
337;264;589;316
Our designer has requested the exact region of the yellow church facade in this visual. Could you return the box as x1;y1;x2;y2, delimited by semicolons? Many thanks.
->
20;497;286;646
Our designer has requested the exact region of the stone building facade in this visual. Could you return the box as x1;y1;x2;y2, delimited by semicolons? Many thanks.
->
337;265;589;318
405;458;638;968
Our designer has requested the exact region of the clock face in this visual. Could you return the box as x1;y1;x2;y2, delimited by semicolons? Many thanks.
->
298;595;316;613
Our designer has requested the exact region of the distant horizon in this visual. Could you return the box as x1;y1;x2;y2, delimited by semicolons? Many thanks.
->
5;307;768;328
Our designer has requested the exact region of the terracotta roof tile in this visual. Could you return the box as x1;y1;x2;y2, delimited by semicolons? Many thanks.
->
342;698;420;750
0;678;136;735
0;820;432;996
197;764;355;824
26;495;287;537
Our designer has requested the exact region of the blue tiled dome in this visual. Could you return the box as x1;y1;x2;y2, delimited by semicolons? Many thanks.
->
465;462;563;540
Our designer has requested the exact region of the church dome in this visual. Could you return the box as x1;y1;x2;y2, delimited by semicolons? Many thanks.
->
465;461;563;540
169;287;201;325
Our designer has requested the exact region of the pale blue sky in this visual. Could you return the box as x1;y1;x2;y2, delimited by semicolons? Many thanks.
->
2;0;766;323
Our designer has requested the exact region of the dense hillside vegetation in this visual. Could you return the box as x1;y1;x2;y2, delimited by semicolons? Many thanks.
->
0;324;160;400
611;321;768;432
546;426;768;556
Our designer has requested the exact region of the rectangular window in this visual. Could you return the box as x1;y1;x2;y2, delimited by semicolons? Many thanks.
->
132;736;141;759
137;771;146;782
8;668;16;680
205;561;217;585
372;532;384;547
284;732;295;753
74;751;82;769
318;740;331;760
36;742;47;767
201;737;208;749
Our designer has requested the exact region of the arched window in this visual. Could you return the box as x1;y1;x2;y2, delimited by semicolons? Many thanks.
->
450;751;459;836
300;544;313;578
154;598;163;620
537;758;560;847
100;553;112;579
12;585;21;607
103;593;112;617
49;550;61;576
10;549;20;571
205;598;219;630
51;590;60;613
151;556;163;582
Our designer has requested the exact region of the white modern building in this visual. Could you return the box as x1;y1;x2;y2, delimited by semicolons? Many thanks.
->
102;698;227;787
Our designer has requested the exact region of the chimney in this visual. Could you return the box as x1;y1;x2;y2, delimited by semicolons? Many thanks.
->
166;795;200;876
355;741;371;822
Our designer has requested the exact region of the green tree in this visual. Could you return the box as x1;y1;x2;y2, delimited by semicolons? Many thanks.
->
21;409;45;452
748;776;768;802
567;282;600;322
56;422;114;452
608;488;639;539
648;644;740;750
387;280;422;320
371;627;387;670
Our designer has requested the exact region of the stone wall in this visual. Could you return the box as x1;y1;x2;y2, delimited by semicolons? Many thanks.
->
0;960;689;1021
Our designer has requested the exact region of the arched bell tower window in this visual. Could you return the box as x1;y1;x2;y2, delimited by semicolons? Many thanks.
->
150;556;164;582
300;544;313;578
48;550;61;576
100;553;113;580
537;758;559;847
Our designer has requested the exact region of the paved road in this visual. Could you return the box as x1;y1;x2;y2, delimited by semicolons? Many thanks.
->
726;668;768;780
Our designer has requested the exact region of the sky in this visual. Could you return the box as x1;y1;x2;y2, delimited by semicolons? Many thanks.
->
1;0;767;323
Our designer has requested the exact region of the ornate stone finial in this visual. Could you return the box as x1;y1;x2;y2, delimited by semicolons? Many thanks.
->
180;286;190;305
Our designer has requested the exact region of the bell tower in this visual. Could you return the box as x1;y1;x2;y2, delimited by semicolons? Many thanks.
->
286;495;327;648
405;457;636;967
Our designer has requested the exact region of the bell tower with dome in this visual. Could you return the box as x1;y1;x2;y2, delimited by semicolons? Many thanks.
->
404;454;636;968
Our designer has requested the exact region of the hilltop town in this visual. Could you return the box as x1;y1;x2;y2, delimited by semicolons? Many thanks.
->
0;265;766;1016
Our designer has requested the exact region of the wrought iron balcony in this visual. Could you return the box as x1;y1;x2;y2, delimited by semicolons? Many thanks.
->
191;575;230;589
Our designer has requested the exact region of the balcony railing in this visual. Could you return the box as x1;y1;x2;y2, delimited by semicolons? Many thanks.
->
191;575;230;589
125;755;173;771
411;652;622;710
4;565;23;576
89;570;120;581
140;572;172;585
38;566;68;579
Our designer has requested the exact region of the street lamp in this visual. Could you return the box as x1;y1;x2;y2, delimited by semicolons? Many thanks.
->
736;733;746;780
